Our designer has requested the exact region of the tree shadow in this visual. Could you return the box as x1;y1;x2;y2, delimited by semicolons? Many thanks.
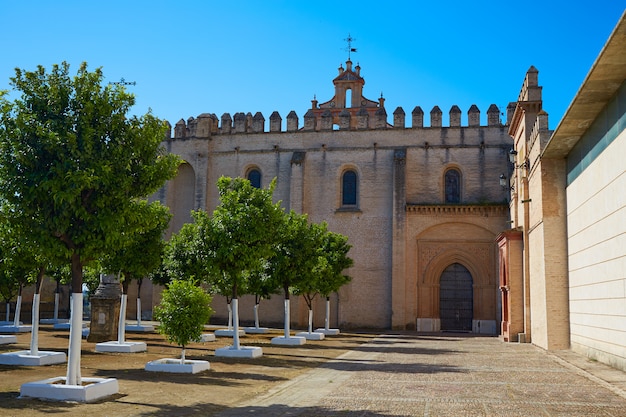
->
0;390;80;412
93;367;288;385
352;344;459;356
130;401;408;417
211;354;328;370
319;360;465;374
261;351;384;364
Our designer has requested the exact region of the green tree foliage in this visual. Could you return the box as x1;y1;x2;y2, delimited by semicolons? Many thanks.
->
160;210;218;286
210;177;283;299
153;279;213;362
160;174;353;335
101;201;171;294
289;221;353;310
314;226;353;299
289;221;352;332
0;272;18;306
269;211;321;300
0;62;180;384
0;211;45;301
0;62;180;295
245;259;278;306
166;177;283;300
82;263;103;297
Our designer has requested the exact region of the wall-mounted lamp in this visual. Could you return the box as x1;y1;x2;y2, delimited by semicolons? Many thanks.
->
508;148;529;169
500;174;514;191
508;149;517;164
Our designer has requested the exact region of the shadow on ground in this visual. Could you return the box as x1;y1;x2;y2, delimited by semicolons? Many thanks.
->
133;401;408;417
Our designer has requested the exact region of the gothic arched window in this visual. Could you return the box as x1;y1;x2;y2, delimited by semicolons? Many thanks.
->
444;169;461;203
342;170;358;206
247;168;261;188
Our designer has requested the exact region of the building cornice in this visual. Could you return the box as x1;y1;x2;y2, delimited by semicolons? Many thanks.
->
406;204;509;216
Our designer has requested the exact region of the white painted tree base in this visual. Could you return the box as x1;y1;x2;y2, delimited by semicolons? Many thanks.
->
40;318;69;325
214;346;263;358
53;321;88;330
145;358;210;373
315;328;340;336
0;325;31;333
214;329;246;337
296;331;325;340
271;336;306;346
125;324;155;332
243;326;269;334
0;350;66;366
20;377;119;403
200;333;216;342
0;335;17;344
95;341;147;353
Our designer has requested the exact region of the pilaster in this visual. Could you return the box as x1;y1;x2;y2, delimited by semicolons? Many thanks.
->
289;152;306;214
391;149;408;329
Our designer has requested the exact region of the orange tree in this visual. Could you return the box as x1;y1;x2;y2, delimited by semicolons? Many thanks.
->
164;177;283;350
0;62;180;385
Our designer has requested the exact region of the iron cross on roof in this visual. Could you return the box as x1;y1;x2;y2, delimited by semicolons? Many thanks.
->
344;34;357;60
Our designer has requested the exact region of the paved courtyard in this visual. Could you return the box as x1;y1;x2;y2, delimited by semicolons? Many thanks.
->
218;333;626;416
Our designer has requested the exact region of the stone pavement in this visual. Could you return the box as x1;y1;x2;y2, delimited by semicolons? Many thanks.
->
216;333;626;416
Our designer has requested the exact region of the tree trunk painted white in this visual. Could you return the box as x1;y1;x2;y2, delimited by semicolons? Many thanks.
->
53;292;59;321
136;297;142;325
66;292;83;385
308;309;313;333
181;347;186;364
227;303;233;331
254;303;260;328
325;298;331;330
283;299;290;338
13;295;22;326
30;293;41;356
232;298;241;350
118;294;127;344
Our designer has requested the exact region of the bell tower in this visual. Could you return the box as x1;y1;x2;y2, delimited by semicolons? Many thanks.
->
307;36;386;130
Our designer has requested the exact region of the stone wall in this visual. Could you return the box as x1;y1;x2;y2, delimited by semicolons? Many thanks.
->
155;119;511;329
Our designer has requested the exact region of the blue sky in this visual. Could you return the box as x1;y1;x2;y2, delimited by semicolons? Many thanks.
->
1;1;624;130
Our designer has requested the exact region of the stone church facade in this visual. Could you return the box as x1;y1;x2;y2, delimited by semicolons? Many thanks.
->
123;12;626;373
148;57;513;333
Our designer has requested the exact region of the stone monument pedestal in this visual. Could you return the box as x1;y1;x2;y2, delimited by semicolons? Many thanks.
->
87;276;121;343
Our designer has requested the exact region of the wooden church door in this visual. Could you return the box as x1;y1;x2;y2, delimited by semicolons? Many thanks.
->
439;263;473;331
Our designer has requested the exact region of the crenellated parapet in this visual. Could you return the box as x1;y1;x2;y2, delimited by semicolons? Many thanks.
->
168;59;505;139
169;103;504;139
528;110;551;166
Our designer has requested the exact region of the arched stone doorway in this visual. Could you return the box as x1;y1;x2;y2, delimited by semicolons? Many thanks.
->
439;263;473;331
